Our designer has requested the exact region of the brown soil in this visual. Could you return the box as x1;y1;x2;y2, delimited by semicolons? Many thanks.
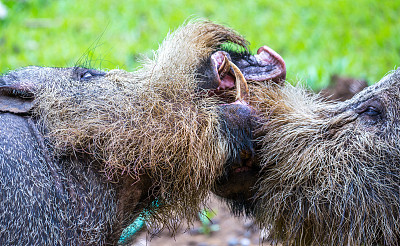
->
131;195;276;246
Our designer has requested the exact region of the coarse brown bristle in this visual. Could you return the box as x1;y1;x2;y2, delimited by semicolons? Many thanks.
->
249;79;400;245
32;20;248;230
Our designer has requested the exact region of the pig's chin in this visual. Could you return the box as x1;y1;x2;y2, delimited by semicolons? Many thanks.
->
213;165;259;201
212;166;259;216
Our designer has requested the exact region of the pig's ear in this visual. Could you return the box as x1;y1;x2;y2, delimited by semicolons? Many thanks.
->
0;83;35;114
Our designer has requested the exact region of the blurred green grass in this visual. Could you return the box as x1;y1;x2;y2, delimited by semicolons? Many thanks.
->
0;0;399;89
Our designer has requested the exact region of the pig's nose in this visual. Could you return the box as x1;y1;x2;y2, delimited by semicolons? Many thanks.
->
240;149;254;167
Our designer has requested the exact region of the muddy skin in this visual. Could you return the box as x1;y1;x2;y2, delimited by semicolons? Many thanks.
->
0;20;285;245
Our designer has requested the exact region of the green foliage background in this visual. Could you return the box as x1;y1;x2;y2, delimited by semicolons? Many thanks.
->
1;0;399;89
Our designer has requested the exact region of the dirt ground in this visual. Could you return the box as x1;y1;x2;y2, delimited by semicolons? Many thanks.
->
131;195;276;246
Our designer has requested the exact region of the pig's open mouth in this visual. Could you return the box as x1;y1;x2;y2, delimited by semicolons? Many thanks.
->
209;45;285;201
233;166;250;173
210;45;286;103
210;45;285;200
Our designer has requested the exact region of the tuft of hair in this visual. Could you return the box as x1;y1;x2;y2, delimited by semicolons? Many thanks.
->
32;20;248;231
249;77;400;245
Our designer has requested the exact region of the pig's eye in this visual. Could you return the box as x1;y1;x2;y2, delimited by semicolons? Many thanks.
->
73;67;106;81
355;99;383;124
81;71;93;80
363;106;380;116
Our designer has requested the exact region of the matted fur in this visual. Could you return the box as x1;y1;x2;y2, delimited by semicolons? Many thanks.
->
32;20;248;230
249;69;400;245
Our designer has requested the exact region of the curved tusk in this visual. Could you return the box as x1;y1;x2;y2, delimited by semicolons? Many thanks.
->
229;61;249;101
218;54;231;79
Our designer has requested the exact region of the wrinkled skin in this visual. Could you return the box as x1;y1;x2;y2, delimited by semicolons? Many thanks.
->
0;21;285;245
242;68;400;245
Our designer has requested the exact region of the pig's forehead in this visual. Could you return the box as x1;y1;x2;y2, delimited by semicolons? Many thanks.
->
3;66;73;83
9;66;71;75
2;66;107;89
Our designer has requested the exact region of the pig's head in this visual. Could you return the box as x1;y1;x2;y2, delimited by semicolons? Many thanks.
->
0;20;287;232
250;68;400;245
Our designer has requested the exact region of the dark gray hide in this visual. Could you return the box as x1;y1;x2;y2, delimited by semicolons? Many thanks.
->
0;65;257;245
0;67;116;245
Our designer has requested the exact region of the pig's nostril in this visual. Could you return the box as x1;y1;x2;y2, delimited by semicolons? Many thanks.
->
240;150;254;167
240;150;251;160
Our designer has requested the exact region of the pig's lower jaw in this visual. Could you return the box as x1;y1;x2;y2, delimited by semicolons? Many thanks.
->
212;168;259;216
213;167;259;200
